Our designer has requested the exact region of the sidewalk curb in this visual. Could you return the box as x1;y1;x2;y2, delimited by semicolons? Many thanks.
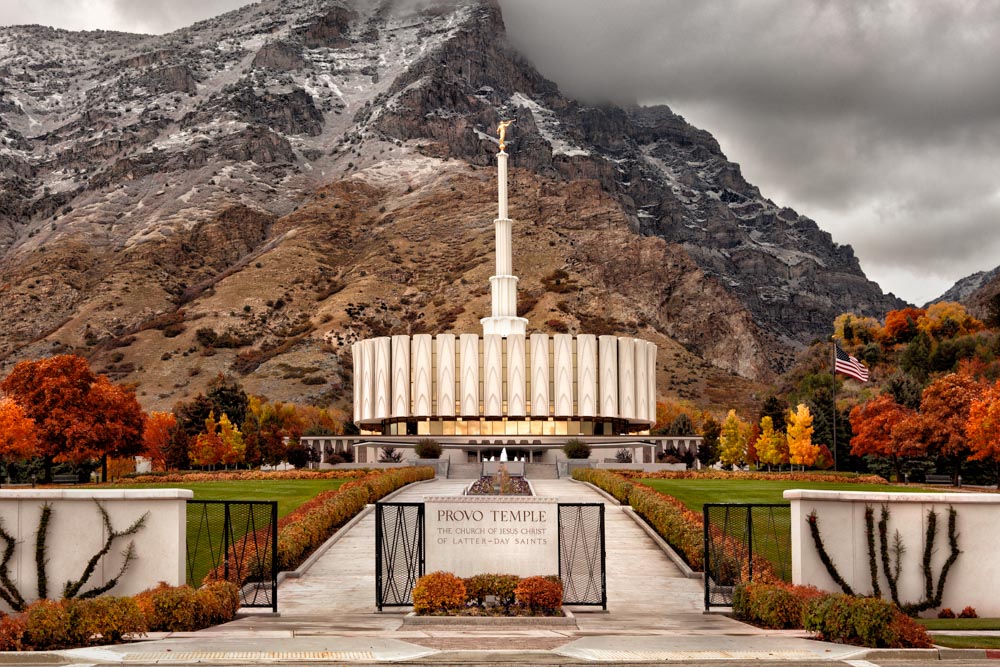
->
569;479;622;505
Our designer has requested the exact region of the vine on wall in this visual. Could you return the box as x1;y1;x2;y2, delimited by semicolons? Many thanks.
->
809;503;961;616
0;500;148;611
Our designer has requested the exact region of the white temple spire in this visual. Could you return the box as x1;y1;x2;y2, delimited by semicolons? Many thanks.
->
481;122;528;338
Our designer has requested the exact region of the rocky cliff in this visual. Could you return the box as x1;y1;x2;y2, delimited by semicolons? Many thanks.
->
0;0;901;411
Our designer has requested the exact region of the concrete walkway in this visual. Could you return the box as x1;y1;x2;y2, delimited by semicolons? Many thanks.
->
58;478;874;664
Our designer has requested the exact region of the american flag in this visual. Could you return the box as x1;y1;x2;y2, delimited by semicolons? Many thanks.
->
835;343;869;382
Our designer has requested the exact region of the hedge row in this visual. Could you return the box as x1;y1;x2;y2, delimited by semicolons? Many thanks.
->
119;469;371;483
572;469;776;578
614;469;888;484
0;581;240;651
208;466;435;582
734;582;932;648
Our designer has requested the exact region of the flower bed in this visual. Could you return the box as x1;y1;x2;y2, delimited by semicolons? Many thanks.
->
615;469;888;485
466;476;532;496
412;571;563;617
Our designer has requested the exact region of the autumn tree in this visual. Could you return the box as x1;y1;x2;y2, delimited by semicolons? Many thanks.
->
718;410;747;468
882;307;926;345
0;355;145;481
746;422;760;469
0;397;38;479
918;302;983;340
834;313;883;346
142;412;177;471
966;380;1000;485
849;394;925;482
756;416;787;470
787;403;819;468
244;397;303;466
920;372;984;483
190;413;223;469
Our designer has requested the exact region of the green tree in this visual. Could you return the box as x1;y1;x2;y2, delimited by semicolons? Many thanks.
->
883;370;924;410
698;416;721;466
668;413;695;436
759;395;788;433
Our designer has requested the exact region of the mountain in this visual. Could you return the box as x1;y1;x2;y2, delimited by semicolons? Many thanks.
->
931;266;1000;323
0;0;902;413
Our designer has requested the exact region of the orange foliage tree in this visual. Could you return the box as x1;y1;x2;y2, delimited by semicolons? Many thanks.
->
787;403;819;468
0;397;38;477
143;411;178;471
966;380;1000;483
0;355;145;481
849;394;925;482
920;372;984;483
881;307;926;345
918;302;983;339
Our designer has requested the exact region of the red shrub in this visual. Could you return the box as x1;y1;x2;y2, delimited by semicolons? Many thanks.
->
413;572;466;614
514;576;563;614
938;607;956;619
959;606;978;619
0;613;26;651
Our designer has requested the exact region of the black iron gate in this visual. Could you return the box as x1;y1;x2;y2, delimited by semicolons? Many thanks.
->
187;500;278;612
558;503;607;609
376;502;424;611
703;503;791;609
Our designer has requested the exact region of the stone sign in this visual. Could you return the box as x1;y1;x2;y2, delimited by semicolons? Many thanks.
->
423;496;559;577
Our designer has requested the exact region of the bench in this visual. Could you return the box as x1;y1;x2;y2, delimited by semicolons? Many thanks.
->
52;474;79;485
924;474;957;486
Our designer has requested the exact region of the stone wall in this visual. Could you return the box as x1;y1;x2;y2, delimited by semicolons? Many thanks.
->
786;490;1000;616
0;489;190;612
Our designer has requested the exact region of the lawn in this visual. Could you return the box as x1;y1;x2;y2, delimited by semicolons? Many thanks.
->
918;618;1000;631
114;479;348;585
637;479;939;513
637;478;943;582
114;479;349;519
929;635;1000;649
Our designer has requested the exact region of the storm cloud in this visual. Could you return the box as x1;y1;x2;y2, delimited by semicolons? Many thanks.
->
3;0;999;304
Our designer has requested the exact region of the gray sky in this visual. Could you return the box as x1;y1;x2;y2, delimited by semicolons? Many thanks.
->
4;0;999;306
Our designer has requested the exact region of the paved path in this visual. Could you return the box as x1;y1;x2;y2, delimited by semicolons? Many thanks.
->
61;477;872;664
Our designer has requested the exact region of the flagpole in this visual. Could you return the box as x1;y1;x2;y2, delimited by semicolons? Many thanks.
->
832;340;838;472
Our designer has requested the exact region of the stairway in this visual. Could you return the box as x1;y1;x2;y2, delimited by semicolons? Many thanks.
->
524;463;558;479
447;463;483;479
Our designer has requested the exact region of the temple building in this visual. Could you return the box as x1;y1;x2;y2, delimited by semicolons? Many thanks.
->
305;130;700;468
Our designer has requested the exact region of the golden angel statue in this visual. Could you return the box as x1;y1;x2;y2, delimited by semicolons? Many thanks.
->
497;119;515;151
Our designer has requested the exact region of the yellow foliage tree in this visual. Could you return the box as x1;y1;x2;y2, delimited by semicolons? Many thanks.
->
756;416;787;469
918;301;984;339
787;403;819;468
834;312;883;346
218;413;245;467
718;409;747;467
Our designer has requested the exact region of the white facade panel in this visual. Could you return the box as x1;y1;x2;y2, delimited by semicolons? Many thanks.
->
576;334;597;417
646;341;658;423
483;334;503;417
460;333;480;416
530;333;550;417
618;337;636;420
598;335;618;418
374;337;391;420
360;338;375;421
391;335;410;418
436;334;456;417
634;340;648;424
351;343;361;423
553;334;574;417
412;334;433;417
506;334;526;417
